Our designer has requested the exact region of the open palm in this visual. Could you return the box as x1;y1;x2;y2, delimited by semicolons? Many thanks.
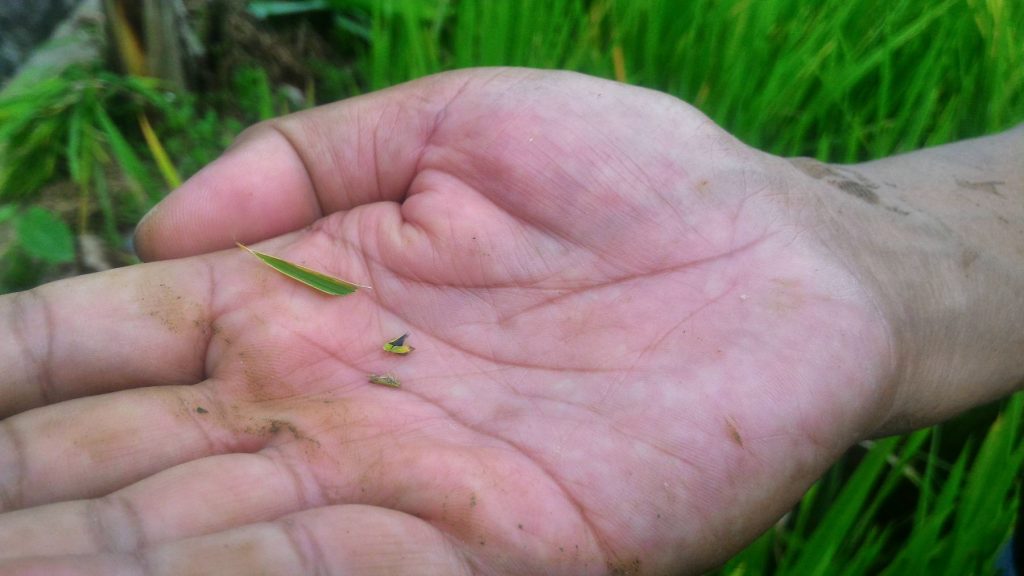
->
0;69;894;575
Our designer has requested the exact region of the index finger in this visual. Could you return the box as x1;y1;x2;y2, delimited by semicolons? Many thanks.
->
0;257;213;417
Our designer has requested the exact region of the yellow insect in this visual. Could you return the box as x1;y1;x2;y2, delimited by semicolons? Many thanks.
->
383;333;414;355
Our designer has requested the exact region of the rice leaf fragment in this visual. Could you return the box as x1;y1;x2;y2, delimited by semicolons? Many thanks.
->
237;242;367;296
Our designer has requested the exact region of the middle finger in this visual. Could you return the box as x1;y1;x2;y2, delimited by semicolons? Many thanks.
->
0;383;249;512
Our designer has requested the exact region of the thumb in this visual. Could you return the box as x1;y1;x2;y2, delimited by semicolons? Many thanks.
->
134;70;478;261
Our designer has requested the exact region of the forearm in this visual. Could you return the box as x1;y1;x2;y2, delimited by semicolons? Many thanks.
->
796;124;1024;434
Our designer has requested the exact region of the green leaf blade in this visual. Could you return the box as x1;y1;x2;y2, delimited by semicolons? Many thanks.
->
238;243;366;296
16;207;75;264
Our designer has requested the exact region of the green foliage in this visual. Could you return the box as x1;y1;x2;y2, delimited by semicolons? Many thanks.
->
232;67;277;121
1;2;1021;570
0;65;246;293
312;0;1023;162
158;92;242;182
715;395;1024;575
279;1;1024;571
228;66;311;120
15;207;75;264
0;204;75;292
0;66;168;230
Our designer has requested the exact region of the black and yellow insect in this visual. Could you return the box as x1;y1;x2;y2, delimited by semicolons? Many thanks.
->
383;333;414;355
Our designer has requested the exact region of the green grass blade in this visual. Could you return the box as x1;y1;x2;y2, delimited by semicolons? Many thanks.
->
138;113;182;189
92;103;155;207
16;207;75;264
946;395;1024;573
66;100;86;185
881;446;970;575
847;429;930;546
0;119;61;200
93;169;119;245
782;437;898;575
718;526;775;575
238;243;367;296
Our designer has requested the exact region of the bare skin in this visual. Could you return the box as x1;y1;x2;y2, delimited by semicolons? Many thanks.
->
0;69;1020;575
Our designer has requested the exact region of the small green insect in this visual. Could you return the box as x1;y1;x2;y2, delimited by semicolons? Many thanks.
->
368;373;401;388
383;333;415;355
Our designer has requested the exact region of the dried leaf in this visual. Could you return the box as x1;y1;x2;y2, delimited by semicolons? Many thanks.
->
368;373;401;388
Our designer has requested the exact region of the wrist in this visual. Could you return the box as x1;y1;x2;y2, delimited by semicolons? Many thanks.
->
790;126;1024;435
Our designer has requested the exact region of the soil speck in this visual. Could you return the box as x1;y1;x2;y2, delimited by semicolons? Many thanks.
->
608;557;642;575
833;179;879;204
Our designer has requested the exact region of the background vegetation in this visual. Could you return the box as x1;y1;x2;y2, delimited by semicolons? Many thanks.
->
0;0;1021;573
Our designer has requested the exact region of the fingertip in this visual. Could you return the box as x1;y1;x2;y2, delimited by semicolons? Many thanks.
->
132;202;160;261
134;129;324;261
135;69;479;261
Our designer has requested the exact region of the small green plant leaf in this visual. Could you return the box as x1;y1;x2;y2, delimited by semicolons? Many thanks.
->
238;242;367;296
0;204;15;224
368;373;401;388
383;333;414;354
16;207;75;264
93;104;155;207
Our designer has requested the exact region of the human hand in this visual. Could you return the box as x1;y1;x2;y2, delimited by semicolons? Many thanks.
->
2;68;998;574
